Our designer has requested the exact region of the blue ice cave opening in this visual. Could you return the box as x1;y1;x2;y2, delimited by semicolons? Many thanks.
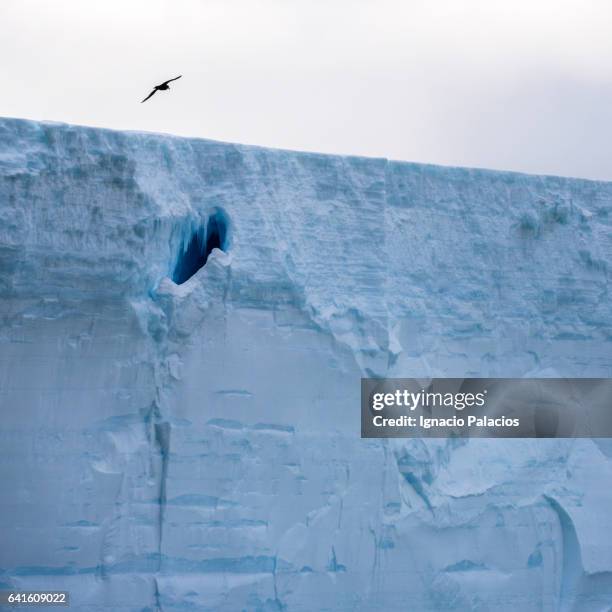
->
172;210;229;285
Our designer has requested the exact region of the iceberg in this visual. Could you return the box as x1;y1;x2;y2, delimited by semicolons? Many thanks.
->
1;117;612;610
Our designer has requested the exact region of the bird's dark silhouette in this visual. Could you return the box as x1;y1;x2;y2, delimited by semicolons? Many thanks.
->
141;76;182;103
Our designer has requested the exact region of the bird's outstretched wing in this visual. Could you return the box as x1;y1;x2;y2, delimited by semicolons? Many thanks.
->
160;75;182;86
141;89;157;103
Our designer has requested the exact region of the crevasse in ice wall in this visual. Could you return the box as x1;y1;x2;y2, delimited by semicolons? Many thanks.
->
1;117;612;611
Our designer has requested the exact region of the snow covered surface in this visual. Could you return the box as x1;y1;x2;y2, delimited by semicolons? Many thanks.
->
1;117;612;610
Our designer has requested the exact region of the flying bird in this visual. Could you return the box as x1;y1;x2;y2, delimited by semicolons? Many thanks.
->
141;75;182;103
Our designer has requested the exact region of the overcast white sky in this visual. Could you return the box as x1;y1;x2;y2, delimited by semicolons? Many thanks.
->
2;0;612;179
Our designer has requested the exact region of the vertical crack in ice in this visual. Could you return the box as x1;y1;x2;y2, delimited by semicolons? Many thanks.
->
134;234;231;607
271;555;284;610
154;421;171;563
544;495;583;611
143;400;169;579
137;301;174;604
153;577;164;612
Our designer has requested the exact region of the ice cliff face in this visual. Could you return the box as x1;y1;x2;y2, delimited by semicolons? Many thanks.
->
1;117;612;611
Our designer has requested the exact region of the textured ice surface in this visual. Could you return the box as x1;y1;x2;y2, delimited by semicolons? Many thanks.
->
1;117;612;611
